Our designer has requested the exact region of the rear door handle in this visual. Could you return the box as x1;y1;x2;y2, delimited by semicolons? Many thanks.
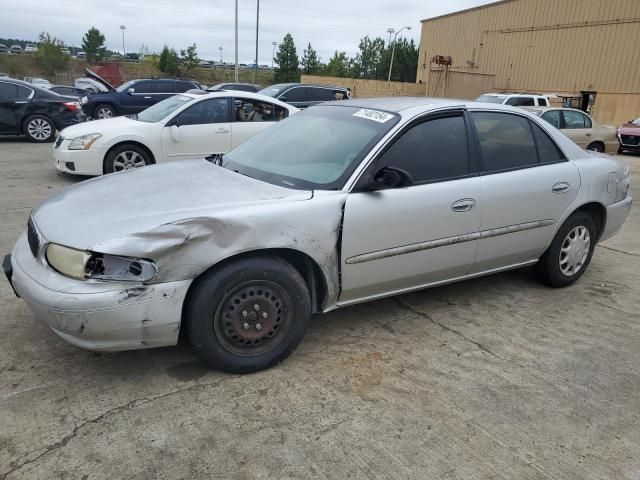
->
585;132;592;137
451;198;476;212
552;182;570;194
215;128;230;134
144;96;152;99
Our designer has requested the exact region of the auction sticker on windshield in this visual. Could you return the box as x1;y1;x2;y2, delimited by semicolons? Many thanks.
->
352;109;395;123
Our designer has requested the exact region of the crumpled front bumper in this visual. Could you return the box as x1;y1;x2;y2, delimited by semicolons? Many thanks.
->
6;232;192;352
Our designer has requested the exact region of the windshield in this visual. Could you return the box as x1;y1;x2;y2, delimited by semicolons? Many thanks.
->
633;117;640;126
223;105;399;190
116;80;136;93
136;95;192;123
257;84;288;97
477;94;506;104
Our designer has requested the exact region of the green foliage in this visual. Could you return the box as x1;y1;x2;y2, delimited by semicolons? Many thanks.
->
274;33;300;82
34;32;68;75
380;38;419;82
352;36;385;79
324;51;351;77
300;42;321;75
180;43;199;72
158;45;169;72
164;48;180;76
81;27;106;65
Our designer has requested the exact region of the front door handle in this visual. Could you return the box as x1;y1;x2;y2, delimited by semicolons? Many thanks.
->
552;182;570;194
144;96;152;99
451;198;476;212
215;128;230;134
585;132;592;137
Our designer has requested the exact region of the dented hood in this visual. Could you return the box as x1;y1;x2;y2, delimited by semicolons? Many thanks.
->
32;160;312;251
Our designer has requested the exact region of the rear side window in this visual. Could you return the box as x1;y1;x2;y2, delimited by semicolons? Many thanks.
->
175;81;194;93
472;112;538;172
155;81;176;93
134;81;154;93
281;87;306;102
0;82;18;98
531;122;565;163
538;98;549;106
506;97;535;106
541;110;562;128
307;88;336;102
563;110;592;129
376;114;471;184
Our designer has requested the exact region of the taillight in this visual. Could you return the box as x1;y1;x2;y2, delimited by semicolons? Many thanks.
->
63;101;81;112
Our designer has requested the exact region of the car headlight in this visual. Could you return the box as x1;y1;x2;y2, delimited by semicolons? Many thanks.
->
68;133;102;150
46;243;157;282
81;96;88;105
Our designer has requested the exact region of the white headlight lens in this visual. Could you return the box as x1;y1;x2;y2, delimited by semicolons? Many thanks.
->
46;244;92;279
69;133;102;150
81;96;88;105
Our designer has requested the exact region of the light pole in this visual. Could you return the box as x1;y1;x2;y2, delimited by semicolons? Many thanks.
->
254;0;260;83
271;41;277;69
219;46;223;63
234;0;239;82
386;27;394;47
387;25;411;82
119;25;126;56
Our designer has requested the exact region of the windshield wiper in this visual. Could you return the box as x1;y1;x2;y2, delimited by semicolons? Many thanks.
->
206;153;225;166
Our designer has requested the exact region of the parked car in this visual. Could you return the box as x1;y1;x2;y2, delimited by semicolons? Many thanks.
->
207;82;262;93
47;85;90;99
124;53;140;62
61;48;71;56
0;77;85;142
5;99;631;373
525;107;618;153
24;77;52;88
258;83;351;108
53;91;297;175
476;92;550;107
10;45;23;54
74;76;109;94
616;116;640;154
24;44;38;54
79;69;201;119
197;60;212;68
0;44;8;53
76;51;86;58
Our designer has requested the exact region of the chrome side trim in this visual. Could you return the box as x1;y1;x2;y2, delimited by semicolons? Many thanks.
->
345;219;555;265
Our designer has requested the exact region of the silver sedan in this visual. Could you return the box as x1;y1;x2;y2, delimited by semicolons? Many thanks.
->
5;98;632;373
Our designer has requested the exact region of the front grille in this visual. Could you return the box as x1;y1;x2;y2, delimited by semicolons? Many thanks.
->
620;134;640;146
54;136;64;148
27;218;40;258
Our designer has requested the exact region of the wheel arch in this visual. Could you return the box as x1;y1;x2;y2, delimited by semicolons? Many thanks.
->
572;201;606;240
103;141;156;173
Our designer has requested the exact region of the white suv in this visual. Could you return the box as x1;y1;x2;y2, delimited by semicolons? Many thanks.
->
476;93;549;107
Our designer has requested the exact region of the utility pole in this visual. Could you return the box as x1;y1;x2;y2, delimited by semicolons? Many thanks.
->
254;0;260;83
272;41;277;69
219;46;223;63
387;26;411;82
386;28;394;47
234;0;239;82
120;25;126;56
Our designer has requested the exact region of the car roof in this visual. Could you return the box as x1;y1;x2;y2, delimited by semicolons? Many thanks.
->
267;83;349;90
0;77;39;88
481;92;546;97
180;90;294;106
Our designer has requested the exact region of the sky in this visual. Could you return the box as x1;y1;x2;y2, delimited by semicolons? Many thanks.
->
0;0;499;64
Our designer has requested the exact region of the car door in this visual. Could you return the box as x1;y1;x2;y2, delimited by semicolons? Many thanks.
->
160;97;232;161
231;97;280;148
278;86;307;108
121;80;157;113
560;110;592;148
468;110;580;273
339;110;483;304
0;81;31;134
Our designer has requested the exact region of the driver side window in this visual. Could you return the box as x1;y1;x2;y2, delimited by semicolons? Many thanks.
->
176;98;231;126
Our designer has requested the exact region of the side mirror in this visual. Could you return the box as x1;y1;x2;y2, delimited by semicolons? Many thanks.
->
170;124;180;142
127;87;135;95
279;96;288;102
364;166;413;191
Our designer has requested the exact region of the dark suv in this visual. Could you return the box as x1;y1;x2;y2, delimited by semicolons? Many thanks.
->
80;69;201;119
0;77;85;142
257;83;351;109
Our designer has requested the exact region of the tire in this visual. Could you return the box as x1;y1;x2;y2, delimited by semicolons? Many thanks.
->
534;211;597;288
103;143;152;174
94;103;116;119
185;255;312;373
586;142;605;153
617;147;624;155
23;115;56;142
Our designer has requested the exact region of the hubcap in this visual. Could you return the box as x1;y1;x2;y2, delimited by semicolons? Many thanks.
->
27;119;52;140
214;281;293;356
97;107;113;119
559;225;590;276
112;151;146;171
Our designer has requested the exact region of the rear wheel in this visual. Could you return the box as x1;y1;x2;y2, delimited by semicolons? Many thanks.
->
23;115;55;142
104;143;152;174
586;142;605;153
94;103;116;119
534;211;596;287
185;255;312;373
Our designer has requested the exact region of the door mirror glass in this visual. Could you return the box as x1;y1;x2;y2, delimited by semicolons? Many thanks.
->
127;87;135;95
366;166;413;190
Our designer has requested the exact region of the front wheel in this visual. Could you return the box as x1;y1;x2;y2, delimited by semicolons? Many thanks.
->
104;143;152;174
185;255;312;373
534;211;597;287
23;115;56;142
586;142;605;153
94;103;116;119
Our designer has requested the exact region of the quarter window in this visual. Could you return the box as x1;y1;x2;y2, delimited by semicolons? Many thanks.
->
506;97;535;107
234;98;286;122
541;110;562;128
531;122;565;163
538;98;549;106
562;110;591;129
307;88;336;102
472;112;538;172
376;115;471;184
177;98;231;125
281;87;306;102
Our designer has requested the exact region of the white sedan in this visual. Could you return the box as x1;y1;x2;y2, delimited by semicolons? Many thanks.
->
53;91;298;175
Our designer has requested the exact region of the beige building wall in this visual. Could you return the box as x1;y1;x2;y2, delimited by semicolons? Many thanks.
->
301;75;425;98
417;0;640;124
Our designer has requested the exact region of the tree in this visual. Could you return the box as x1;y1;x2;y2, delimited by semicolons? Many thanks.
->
274;33;300;82
379;38;419;82
180;43;199;72
158;45;169;72
34;32;68;75
300;42;321;75
165;48;180;76
324;51;351;77
352;36;385;79
81;27;106;64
